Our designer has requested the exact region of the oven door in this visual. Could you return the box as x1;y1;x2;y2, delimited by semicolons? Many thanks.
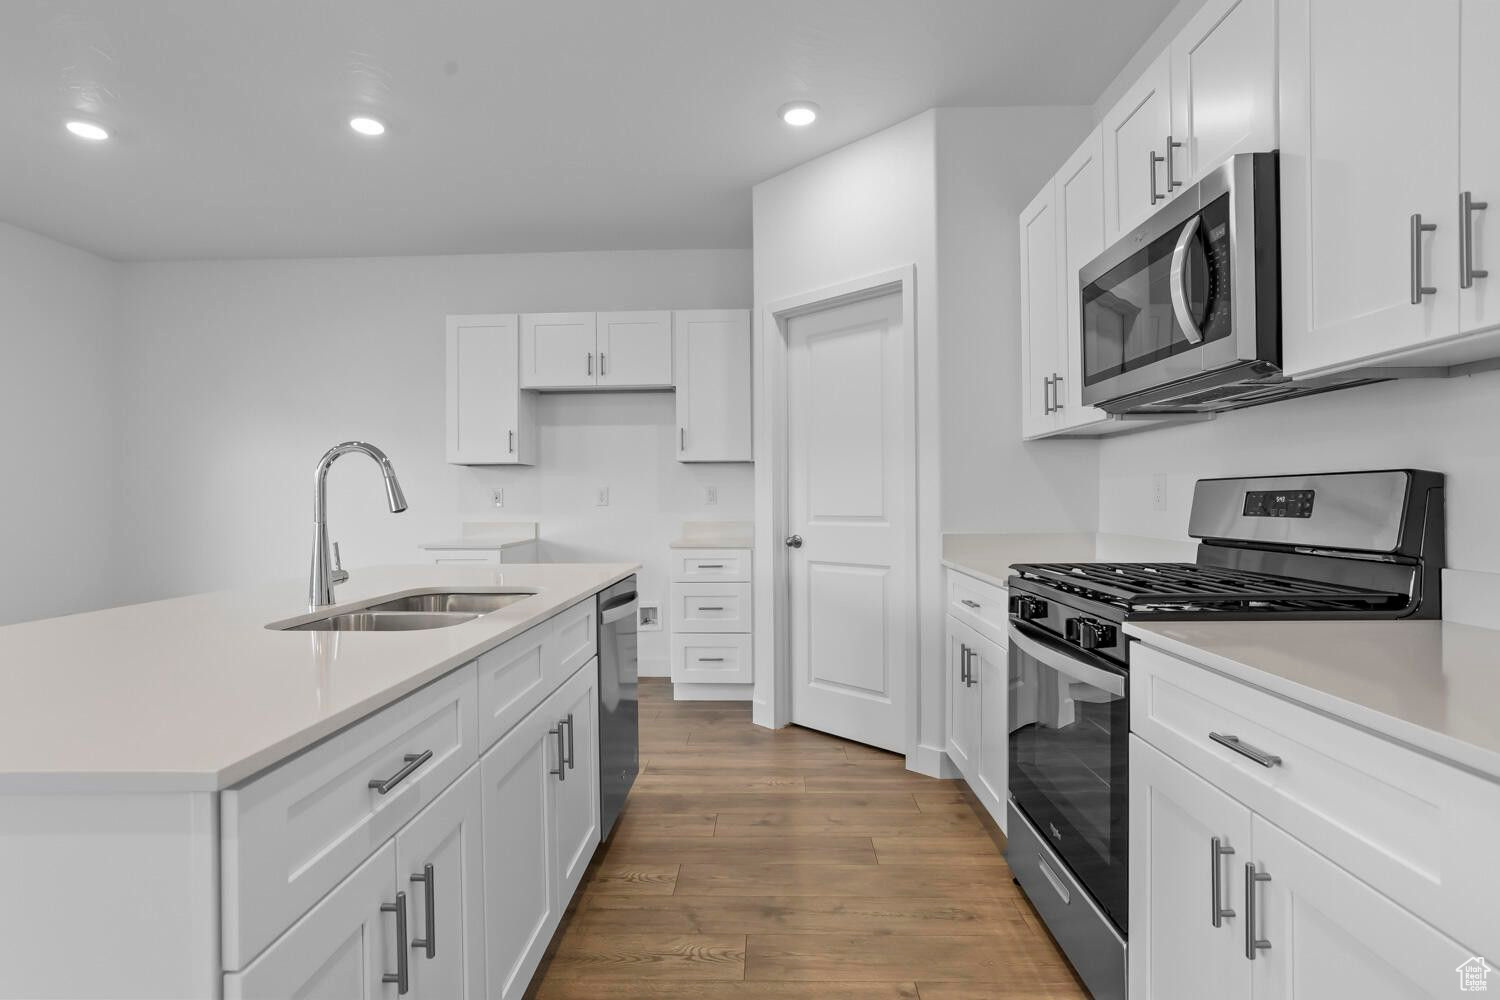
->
1008;619;1129;933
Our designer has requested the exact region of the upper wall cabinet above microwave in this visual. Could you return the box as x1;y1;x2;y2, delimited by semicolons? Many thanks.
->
519;311;673;389
1280;0;1500;378
1102;0;1277;245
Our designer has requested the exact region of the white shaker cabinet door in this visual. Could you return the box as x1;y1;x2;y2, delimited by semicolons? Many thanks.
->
395;767;486;1000
944;619;978;781
972;628;1008;830
1460;0;1500;334
446;314;534;465
1053;128;1110;431
1170;0;1277;184
596;310;673;388
1019;181;1062;439
550;660;601;903
1248;815;1474;999
1128;737;1252;1000
1102;51;1175;243
674;309;752;462
520;312;598;388
224;842;399;1000
480;698;561;1000
1279;0;1461;376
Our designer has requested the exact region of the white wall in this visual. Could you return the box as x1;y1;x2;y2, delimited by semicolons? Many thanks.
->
1097;370;1500;574
935;106;1099;533
115;249;751;673
0;222;121;626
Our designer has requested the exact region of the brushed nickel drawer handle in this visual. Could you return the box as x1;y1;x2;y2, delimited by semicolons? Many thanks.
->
550;723;566;781
699;656;726;662
1209;732;1282;768
563;712;576;770
1245;863;1272;959
960;599;981;609
369;750;433;795
698;563;725;569
698;606;725;612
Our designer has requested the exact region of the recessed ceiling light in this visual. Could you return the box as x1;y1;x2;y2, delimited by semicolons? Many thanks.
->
779;101;819;127
349;116;386;137
65;120;109;141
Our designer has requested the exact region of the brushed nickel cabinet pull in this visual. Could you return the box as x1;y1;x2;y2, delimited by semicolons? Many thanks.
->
600;352;607;376
508;429;515;454
381;892;410;994
550;724;566;781
369;750;433;795
1150;149;1165;205
1461;191;1489;288
1245;863;1272;959
563;712;576;770
1209;732;1282;768
1211;837;1236;927
1165;135;1184;190
1411;213;1438;303
410;863;436;959
961;599;981;609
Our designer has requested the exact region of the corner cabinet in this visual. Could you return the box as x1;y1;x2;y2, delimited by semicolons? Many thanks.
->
446;314;536;465
675;310;752;462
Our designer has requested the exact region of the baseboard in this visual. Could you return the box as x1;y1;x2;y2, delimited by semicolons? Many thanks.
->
909;742;962;779
672;682;754;702
1444;568;1500;630
751;699;777;730
637;656;670;678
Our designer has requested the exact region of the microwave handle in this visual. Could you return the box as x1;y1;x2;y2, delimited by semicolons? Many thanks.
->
1170;214;1205;345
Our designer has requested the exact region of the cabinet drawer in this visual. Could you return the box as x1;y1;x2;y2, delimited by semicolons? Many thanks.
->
221;665;479;970
670;548;751;583
947;569;1008;645
670;633;753;683
1133;643;1500;959
549;597;598;679
669;583;752;633
476;599;598;751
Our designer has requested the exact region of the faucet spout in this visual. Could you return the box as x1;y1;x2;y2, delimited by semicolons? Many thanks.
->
309;441;407;609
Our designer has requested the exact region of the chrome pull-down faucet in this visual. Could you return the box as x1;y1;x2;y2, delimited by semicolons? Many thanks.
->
309;441;407;609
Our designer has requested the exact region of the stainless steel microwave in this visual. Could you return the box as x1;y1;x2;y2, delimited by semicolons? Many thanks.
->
1078;152;1382;413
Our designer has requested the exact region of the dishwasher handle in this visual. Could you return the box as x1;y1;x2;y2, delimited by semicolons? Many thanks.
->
601;592;638;626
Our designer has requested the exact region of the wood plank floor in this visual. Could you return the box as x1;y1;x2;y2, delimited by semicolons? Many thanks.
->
525;678;1087;999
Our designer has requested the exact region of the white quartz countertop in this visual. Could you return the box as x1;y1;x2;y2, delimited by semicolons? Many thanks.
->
0;563;636;793
1127;619;1500;781
670;520;754;549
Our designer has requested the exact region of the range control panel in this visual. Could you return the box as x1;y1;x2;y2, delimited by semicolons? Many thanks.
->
1243;489;1315;518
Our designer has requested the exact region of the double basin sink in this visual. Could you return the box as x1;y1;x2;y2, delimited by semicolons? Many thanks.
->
282;591;536;632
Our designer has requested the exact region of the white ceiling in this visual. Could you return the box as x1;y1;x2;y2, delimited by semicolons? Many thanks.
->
0;1;1176;261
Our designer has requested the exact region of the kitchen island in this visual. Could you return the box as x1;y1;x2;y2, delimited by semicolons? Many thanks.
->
0;562;637;999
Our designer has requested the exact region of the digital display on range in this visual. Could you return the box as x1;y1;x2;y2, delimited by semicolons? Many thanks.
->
1243;490;1315;518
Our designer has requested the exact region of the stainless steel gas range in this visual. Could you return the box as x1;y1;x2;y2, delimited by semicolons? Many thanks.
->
1003;470;1445;1000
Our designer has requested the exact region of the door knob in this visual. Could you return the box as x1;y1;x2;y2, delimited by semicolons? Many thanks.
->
785;535;803;549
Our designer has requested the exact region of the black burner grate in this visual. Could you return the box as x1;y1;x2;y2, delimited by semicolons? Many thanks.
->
1011;562;1403;612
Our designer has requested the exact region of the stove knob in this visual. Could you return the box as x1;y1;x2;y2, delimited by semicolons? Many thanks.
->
1009;596;1048;622
1072;618;1116;651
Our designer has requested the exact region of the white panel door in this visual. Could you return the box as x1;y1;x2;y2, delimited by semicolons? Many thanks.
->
971;628;1008;826
1280;0;1460;375
597;310;673;388
1249;815;1474;999
395;767;485;1000
1129;737;1252;1000
1019;182;1062;439
1102;51;1175;243
446;314;533;465
1170;0;1277;184
674;309;752;462
550;661;601;902
1053;129;1110;430
944;620;977;780
480;699;559;1000
1460;0;1500;334
786;290;912;753
224;842;398;1000
520;312;597;388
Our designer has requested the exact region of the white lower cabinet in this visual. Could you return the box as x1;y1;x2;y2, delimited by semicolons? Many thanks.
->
396;768;486;1000
943;607;1008;831
224;842;400;1000
481;658;601;999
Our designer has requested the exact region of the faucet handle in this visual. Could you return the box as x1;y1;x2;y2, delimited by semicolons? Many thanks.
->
331;542;349;585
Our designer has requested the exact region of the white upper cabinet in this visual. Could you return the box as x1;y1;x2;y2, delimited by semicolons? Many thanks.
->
446;315;535;466
1102;52;1175;244
520;312;598;388
1054;128;1112;431
674;309;752;462
596;310;673;388
1279;0;1461;376
1170;0;1277;184
1019;182;1063;439
1460;0;1500;335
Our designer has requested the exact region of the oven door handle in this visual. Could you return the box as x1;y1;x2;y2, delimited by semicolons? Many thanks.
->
1008;623;1126;698
1169;214;1205;345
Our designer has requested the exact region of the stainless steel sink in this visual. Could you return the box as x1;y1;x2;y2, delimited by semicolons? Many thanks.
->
285;611;480;632
365;592;536;615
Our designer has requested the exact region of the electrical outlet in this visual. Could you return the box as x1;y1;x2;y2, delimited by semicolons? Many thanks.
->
1152;474;1169;512
595;486;610;507
703;485;718;506
490;488;505;508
